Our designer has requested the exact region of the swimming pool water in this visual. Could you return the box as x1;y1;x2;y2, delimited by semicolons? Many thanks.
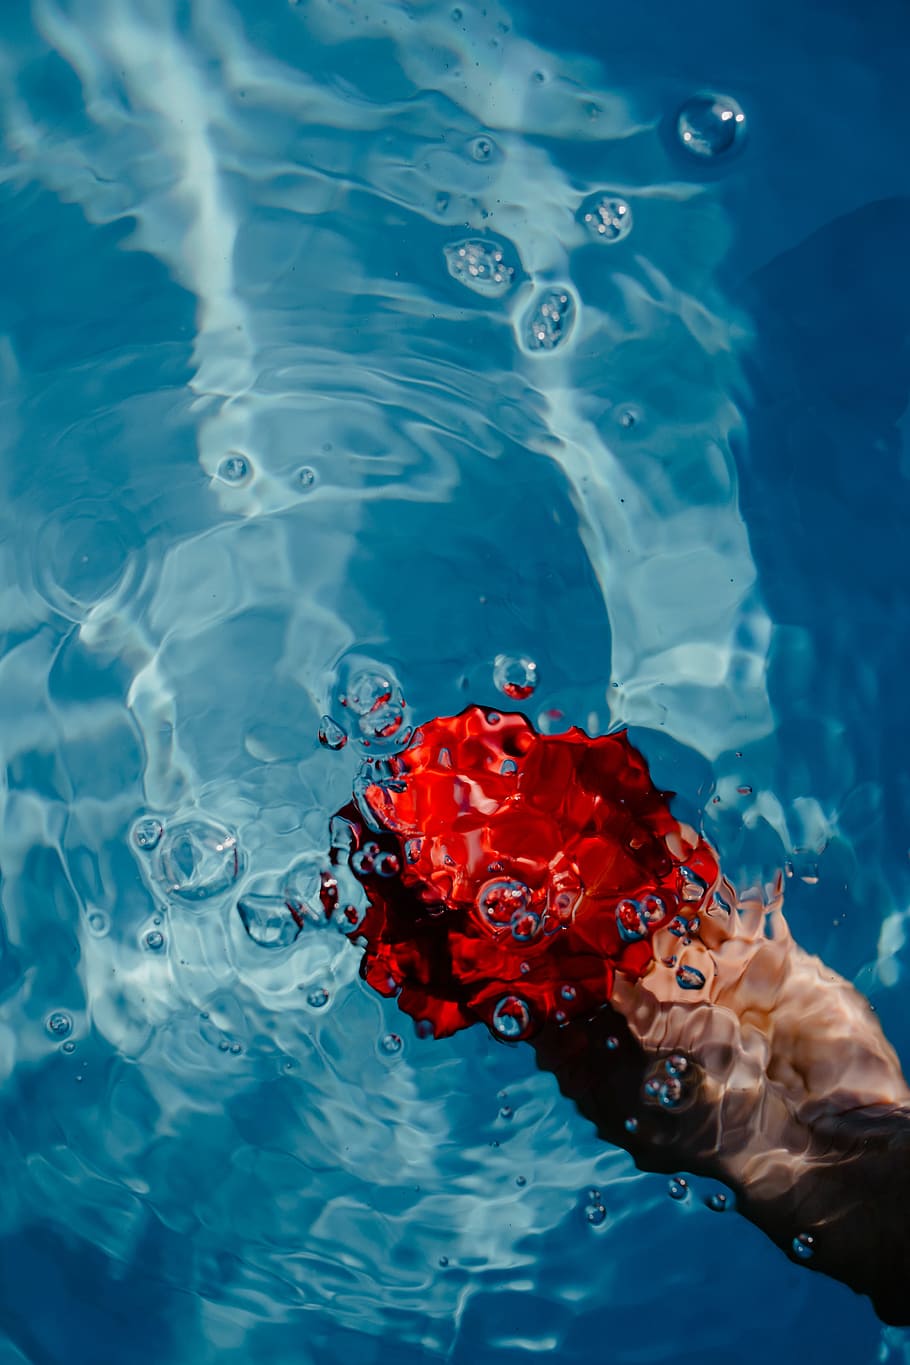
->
0;0;908;1361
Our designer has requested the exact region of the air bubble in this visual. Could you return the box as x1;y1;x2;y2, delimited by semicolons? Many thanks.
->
677;94;746;158
615;898;647;942
659;1077;683;1108
792;1232;815;1261
665;1053;689;1078
584;1202;607;1227
478;878;532;930
404;838;423;864
491;995;532;1040
133;817;163;851
217;454;251;484
605;1035;619;1051
87;912;108;935
307;987;330;1009
706;1192;728;1212
62;1040;76;1054
515;1174;527;1187
579;193;633;243
144;930;165;951
444;238;515;298
380;1032;403;1056
374;851;400;878
624;1117;638;1134
340;669;410;751
298;466;317;491
157;818;242;902
499;1104;514;1120
668;1177;689;1201
493;654;538;700
676;963;706;991
524;288;576;352
46;1011;73;1039
318;716;347;751
640;893;667;925
237;894;302;949
511;910;542;943
560;984;577;1003
468;135;496;162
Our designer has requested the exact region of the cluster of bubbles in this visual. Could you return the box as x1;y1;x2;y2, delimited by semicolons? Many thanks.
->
492;653;539;701
583;1189;607;1226
335;669;411;753
444;238;515;297
578;193;633;243
477;877;542;943
351;840;400;880
614;893;667;942
643;1052;691;1110
524;288;576;352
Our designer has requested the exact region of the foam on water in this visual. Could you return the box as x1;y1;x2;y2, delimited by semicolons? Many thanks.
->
0;0;905;1361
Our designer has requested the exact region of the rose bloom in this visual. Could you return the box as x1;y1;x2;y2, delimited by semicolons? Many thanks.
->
335;706;720;1039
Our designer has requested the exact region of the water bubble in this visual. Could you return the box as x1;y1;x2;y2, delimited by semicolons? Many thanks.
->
560;984;577;1003
668;1177;689;1201
492;653;538;700
499;1104;514;1120
659;1077;683;1108
87;912;108;935
374;851;400;878
676;963;707;991
585;1202;607;1226
380;1032;403;1056
491;995;532;1040
677;94;746;158
500;759;518;777
515;1174;527;1187
605;1036;619;1051
624;1117;638;1134
62;1040;76;1054
615;898;648;942
157;818;242;902
318;716;347;750
340;669;410;751
217;453;251;484
237;894;302;949
404;837;423;864
444;238;515;298
706;1192;728;1212
307;987;330;1009
229;1042;242;1055
46;1011;73;1040
511;910;542;943
792;1232;815;1261
679;867;708;903
133;817;164;852
644;1078;661;1098
524;288;576;352
665;1053;689;1078
298;466;317;491
668;915;688;937
579;193;633;243
144;930;165;951
438;1254;450;1267
618;408;638;429
415;1019;435;1040
468;135;496;162
478;878;532;930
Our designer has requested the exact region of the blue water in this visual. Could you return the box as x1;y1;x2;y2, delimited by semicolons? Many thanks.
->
0;0;908;1361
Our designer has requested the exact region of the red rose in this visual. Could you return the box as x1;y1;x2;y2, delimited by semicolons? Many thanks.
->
340;706;719;1039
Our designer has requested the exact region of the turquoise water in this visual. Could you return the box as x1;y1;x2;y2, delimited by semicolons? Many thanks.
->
0;0;908;1361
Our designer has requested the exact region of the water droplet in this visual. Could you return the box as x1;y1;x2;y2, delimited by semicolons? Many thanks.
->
605;1035;619;1051
668;1177;689;1201
217;453;251;484
676;963;706;991
307;987;329;1009
478;878;532;930
380;1032;403;1056
230;1041;242;1055
237;894;302;949
493;653;538;700
792;1232;815;1261
665;1053;689;1077
298;466;317;491
524;288;576;352
560;984;577;1003
644;1078;661;1098
133;817;163;851
624;1117;638;1134
515;1174;527;1187
677;94;746;158
491;995;532;1040
341;669;410;751
468;134;496;162
157;818;242;902
585;1202;607;1226
659;1077;683;1108
706;1192;728;1212
62;1040;76;1054
579;193;633;243
444;238;516;298
144;930;165;951
46;1011;72;1039
318;716;347;750
679;867;708;903
615;898;647;942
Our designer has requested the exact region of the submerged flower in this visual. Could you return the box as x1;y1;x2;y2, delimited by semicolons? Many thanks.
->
335;706;719;1038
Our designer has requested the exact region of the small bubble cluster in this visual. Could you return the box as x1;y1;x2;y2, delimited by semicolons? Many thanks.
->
157;817;242;902
478;878;533;931
339;670;410;751
579;193;633;243
677;94;746;158
492;653;538;700
524;288;576;352
444;239;515;298
584;1200;607;1227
